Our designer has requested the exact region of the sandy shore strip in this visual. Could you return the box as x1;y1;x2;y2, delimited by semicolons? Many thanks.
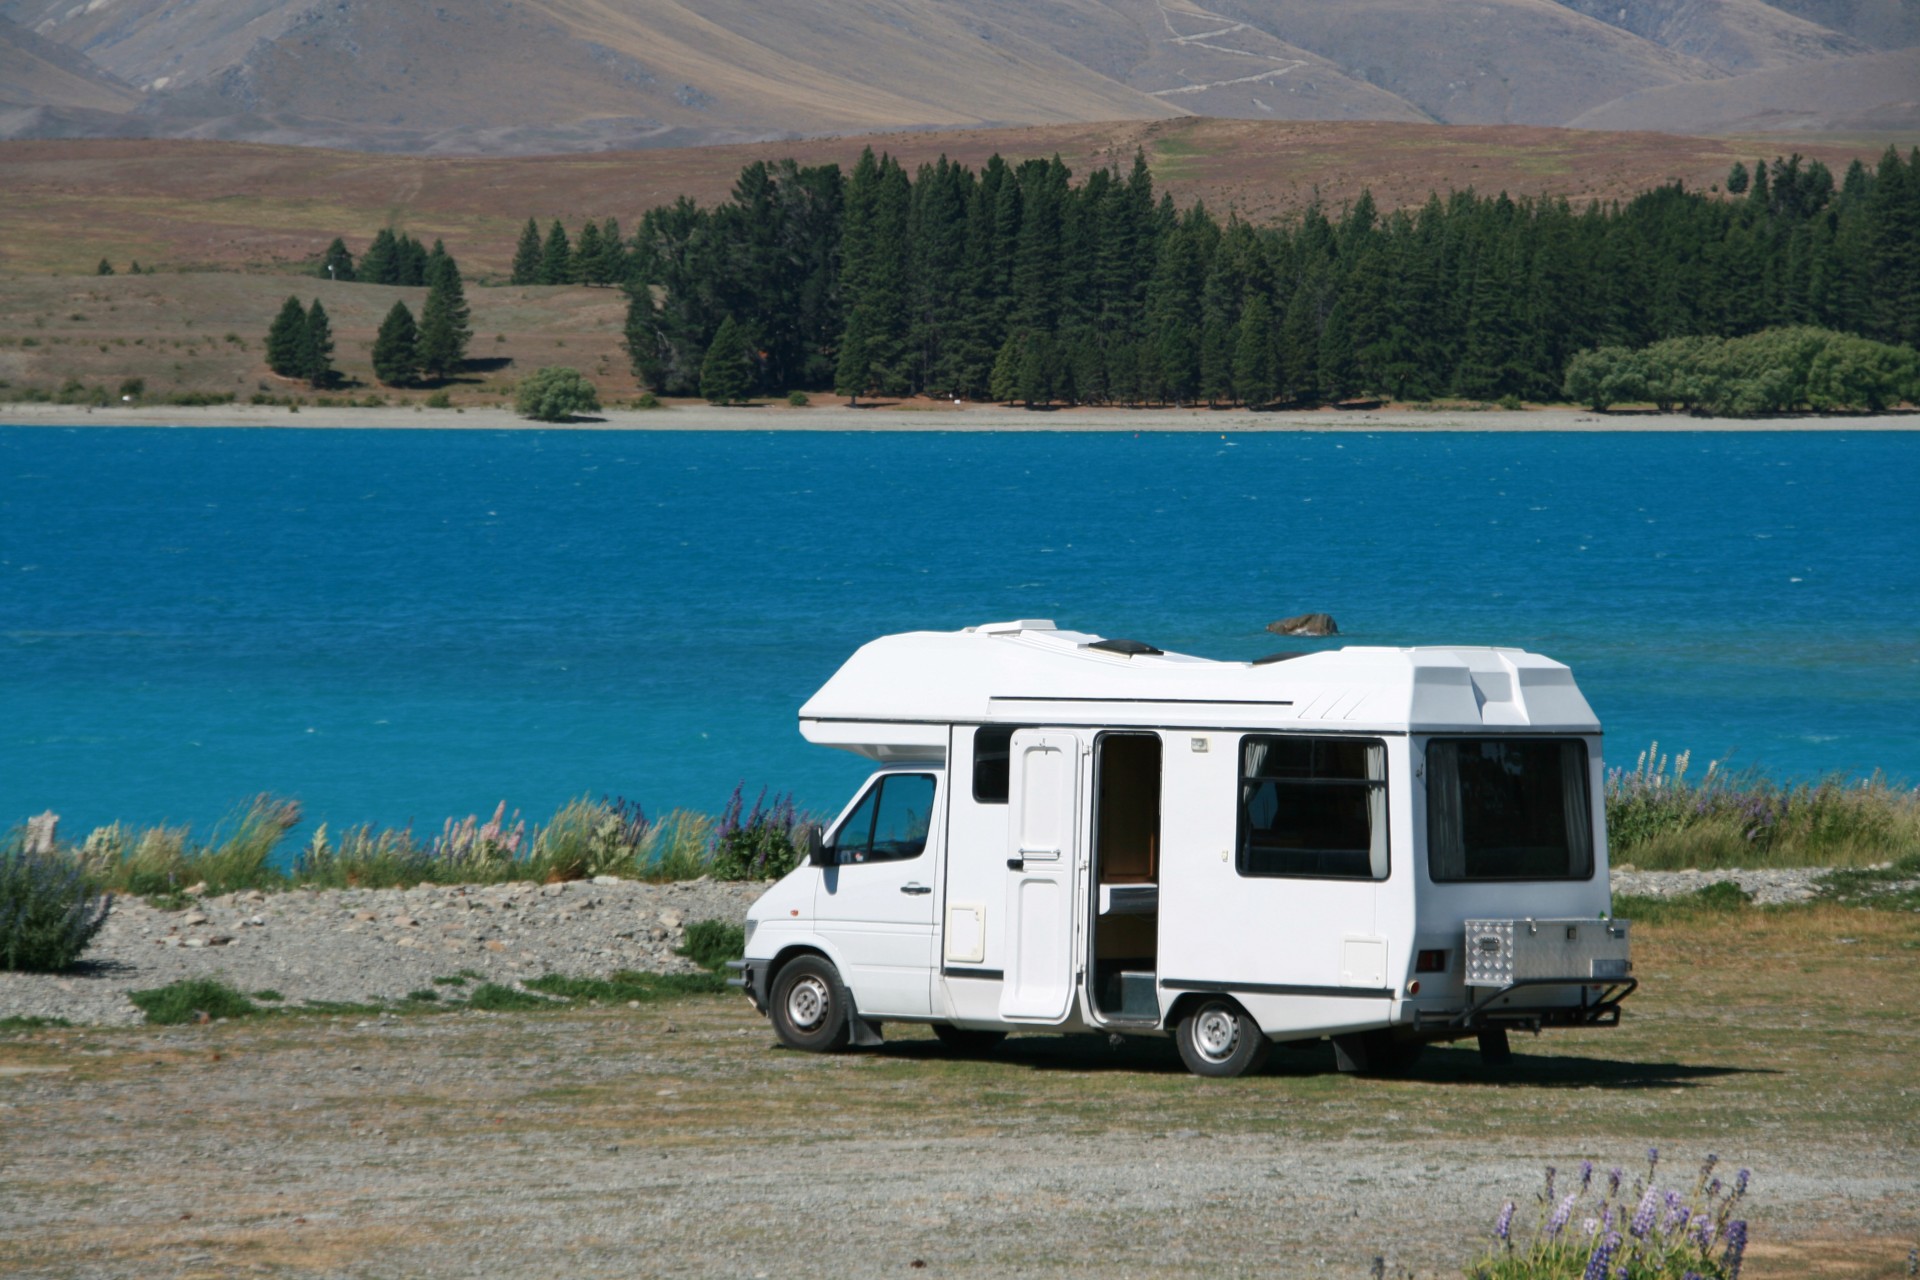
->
5;402;1918;431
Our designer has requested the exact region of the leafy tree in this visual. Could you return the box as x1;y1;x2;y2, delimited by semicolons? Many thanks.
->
541;220;574;285
299;299;336;388
511;218;544;285
319;237;356;282
418;244;471;380
700;316;755;404
265;296;308;377
95;258;114;276
514;366;600;421
371;300;419;385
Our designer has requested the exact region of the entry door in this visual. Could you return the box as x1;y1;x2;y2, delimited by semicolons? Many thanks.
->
999;731;1082;1022
816;772;940;1017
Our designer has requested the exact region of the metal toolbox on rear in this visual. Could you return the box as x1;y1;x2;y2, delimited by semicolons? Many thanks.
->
1464;918;1632;987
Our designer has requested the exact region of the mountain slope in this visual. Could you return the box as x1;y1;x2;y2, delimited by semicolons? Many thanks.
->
0;16;139;112
1570;45;1920;132
1550;0;1868;72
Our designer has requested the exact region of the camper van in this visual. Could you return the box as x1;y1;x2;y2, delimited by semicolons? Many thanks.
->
731;621;1634;1077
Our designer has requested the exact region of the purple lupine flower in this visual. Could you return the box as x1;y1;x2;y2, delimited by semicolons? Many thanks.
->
1693;1216;1717;1249
1544;1166;1557;1203
1630;1186;1660;1238
1579;1160;1594;1191
1734;1168;1750;1197
1684;1273;1705;1280
1647;1147;1660;1179
1494;1201;1515;1244
1724;1219;1749;1280
1607;1167;1623;1197
1583;1218;1600;1238
1616;1266;1630;1280
1547;1192;1578;1237
1708;1177;1723;1198
1665;1202;1692;1234
1583;1232;1622;1280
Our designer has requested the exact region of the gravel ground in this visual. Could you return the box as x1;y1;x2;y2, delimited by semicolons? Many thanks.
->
0;867;1871;1027
0;877;763;1026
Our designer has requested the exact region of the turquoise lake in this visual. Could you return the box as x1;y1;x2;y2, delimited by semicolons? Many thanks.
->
3;426;1917;839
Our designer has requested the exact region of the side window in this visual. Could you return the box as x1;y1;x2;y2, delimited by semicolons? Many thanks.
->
972;726;1017;803
1237;735;1389;880
832;773;937;864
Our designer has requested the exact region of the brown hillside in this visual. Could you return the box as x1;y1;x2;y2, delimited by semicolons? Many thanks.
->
2;120;1907;279
1570;46;1920;133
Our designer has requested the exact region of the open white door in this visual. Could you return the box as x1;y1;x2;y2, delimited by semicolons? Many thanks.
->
999;730;1082;1022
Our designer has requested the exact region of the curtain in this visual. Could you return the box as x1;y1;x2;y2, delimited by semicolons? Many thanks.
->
1560;741;1593;877
1428;741;1464;880
1366;741;1389;878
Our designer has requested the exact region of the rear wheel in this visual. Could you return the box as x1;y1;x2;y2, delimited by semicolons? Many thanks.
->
1175;998;1271;1077
931;1024;1007;1055
769;955;850;1053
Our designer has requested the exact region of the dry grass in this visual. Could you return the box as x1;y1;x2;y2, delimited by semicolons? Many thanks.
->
0;123;1907;279
1;905;1914;1277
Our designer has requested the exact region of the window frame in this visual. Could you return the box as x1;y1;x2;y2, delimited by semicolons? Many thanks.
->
828;771;939;866
1423;736;1596;883
970;724;1033;804
1234;733;1391;882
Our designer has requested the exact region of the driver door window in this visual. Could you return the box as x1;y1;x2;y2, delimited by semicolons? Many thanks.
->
832;774;936;865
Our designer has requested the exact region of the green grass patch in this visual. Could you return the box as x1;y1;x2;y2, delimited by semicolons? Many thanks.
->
432;975;469;986
252;989;284;1002
0;1015;73;1030
128;979;260;1025
1817;853;1920;910
466;983;554;1012
524;970;728;1002
1614;881;1754;926
404;988;440;1002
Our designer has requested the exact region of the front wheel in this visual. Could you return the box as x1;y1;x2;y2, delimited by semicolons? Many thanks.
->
769;955;851;1052
1175;998;1271;1077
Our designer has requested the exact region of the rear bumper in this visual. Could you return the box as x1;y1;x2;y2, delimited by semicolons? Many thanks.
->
1412;977;1638;1035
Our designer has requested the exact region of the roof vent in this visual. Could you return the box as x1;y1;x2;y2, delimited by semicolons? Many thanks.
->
1252;650;1306;665
1086;638;1164;657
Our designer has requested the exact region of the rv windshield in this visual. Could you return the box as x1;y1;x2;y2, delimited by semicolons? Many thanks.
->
1426;738;1593;881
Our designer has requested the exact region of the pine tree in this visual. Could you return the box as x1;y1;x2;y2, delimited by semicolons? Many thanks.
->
1199;318;1234;405
299;299;335;388
1726;162;1750;196
576;221;609;286
700;316;754;404
320;238;356;282
1234;292;1279;407
511;218;544;285
1319;297;1359;401
265;296;307;377
989;334;1021;403
599;217;626;284
361;229;399;285
371;300;419;385
418;245;472;381
541;220;574;285
95;258;114;276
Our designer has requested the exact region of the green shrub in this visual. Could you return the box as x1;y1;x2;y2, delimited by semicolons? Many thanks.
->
531;797;641;881
709;785;809;880
1;1015;73;1030
0;837;113;972
676;920;745;971
525;970;727;1002
129;979;260;1024
466;982;552;1011
118;377;145;400
632;391;663;409
786;390;811;407
424;390;452;409
514;366;600;422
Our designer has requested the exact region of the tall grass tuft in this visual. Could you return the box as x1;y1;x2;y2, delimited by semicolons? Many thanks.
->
635;809;716;882
1606;743;1920;870
1;832;113;972
531;796;640;881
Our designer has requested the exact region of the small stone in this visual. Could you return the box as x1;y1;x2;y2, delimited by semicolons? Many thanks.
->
183;938;208;949
183;882;207;896
591;875;623;886
484;940;508;952
353;910;377;922
160;936;181;947
180;912;209;927
391;916;417;928
205;936;234;947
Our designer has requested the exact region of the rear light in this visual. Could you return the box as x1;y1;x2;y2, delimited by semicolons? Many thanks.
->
1416;949;1448;973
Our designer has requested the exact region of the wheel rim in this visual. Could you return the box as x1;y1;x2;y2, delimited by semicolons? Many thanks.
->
786;974;831;1031
1192;1005;1240;1062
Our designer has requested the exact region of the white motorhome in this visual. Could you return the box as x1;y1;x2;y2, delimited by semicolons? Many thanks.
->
732;621;1634;1076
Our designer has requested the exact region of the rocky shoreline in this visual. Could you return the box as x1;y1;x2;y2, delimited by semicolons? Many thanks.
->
0;867;1867;1027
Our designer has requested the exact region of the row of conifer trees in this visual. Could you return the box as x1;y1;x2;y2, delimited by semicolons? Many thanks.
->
275;240;473;386
600;145;1918;406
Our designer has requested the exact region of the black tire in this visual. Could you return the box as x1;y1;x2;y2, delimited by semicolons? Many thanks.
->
1175;998;1272;1078
769;955;851;1053
931;1024;1007;1055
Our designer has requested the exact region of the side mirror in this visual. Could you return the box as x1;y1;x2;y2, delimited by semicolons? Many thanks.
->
804;824;831;868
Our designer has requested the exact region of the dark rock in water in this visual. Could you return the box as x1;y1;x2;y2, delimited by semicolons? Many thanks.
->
1268;613;1338;637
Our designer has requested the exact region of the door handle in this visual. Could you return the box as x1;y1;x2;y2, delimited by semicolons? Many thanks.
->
1006;857;1024;870
900;883;932;895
